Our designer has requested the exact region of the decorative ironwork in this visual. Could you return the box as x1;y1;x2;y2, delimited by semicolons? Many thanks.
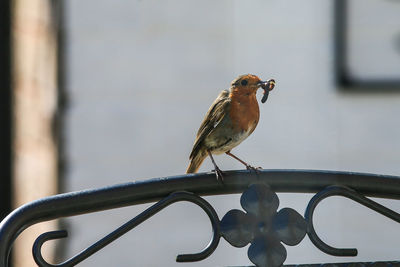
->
221;184;306;267
32;191;220;266
305;185;400;257
1;170;400;267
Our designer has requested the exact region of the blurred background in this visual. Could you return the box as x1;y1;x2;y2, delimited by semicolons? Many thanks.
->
2;0;400;266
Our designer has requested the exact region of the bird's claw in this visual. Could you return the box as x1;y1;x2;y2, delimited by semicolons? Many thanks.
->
246;165;262;172
212;167;224;183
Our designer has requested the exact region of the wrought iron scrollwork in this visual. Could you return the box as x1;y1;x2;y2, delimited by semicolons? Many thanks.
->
304;185;400;257
1;170;400;267
30;182;400;267
33;191;220;267
220;183;307;267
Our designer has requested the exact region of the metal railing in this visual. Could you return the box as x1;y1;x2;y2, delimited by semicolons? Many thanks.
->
1;169;400;267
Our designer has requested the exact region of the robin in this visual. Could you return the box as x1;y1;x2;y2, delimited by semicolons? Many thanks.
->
186;74;275;180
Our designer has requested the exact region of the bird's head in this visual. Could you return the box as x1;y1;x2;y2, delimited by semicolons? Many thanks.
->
230;74;275;103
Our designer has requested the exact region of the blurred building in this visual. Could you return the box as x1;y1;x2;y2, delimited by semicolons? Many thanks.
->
3;0;400;266
64;0;400;266
0;0;63;266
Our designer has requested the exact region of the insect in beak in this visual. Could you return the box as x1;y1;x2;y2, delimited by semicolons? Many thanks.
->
260;79;276;103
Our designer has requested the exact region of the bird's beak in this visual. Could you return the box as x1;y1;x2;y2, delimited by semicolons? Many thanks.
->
258;79;276;103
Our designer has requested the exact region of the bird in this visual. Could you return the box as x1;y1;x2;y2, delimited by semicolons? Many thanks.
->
186;74;275;180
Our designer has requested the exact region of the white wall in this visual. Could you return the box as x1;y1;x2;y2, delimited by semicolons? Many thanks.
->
65;0;400;266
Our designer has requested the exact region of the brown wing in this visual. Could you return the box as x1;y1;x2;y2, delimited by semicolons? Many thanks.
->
189;90;230;159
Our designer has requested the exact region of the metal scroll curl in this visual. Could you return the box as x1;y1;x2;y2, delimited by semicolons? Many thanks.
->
32;191;221;267
305;185;400;257
23;175;400;267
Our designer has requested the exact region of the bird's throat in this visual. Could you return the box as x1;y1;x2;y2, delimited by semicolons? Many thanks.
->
229;92;260;132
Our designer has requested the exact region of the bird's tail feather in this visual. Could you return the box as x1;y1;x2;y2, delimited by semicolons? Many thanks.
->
186;150;207;173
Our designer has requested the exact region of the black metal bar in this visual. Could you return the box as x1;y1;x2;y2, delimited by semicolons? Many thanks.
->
1;169;400;266
32;191;220;266
304;185;400;256
0;0;12;222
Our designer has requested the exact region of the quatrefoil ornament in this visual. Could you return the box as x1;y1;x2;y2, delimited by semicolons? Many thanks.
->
220;183;307;267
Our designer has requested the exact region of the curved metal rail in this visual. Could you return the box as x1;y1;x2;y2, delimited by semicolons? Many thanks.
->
32;191;220;266
305;185;400;256
1;169;400;266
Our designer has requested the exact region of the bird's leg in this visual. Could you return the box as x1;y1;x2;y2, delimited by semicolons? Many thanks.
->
225;151;262;171
208;150;224;181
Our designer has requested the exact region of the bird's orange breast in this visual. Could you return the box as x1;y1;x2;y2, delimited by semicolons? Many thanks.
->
229;91;260;133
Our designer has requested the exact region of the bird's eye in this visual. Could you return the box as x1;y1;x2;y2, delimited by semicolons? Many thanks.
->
241;79;248;86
